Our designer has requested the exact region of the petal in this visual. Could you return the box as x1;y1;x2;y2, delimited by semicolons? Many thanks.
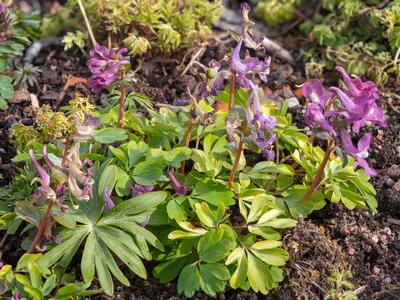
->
357;133;372;152
330;87;358;112
29;149;50;186
356;157;377;177
103;188;115;211
340;129;359;156
42;145;54;169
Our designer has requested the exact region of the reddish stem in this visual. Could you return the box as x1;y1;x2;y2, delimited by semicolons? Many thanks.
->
180;117;194;173
228;122;247;190
228;73;236;109
117;87;126;128
27;200;55;253
302;140;334;201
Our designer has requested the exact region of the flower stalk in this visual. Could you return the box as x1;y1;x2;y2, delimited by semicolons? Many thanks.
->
180;117;194;173
302;139;334;202
228;121;247;190
27;199;55;253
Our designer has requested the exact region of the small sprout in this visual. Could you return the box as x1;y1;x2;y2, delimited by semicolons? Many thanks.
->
11;63;42;89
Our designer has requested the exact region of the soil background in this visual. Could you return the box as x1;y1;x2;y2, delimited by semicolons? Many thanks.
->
1;1;399;299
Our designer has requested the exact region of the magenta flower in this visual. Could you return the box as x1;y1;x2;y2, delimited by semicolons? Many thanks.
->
335;66;378;102
305;102;337;137
167;170;187;195
42;145;54;169
29;149;50;186
87;44;129;92
103;188;115;211
131;184;154;197
340;130;377;176
330;86;386;133
302;79;333;106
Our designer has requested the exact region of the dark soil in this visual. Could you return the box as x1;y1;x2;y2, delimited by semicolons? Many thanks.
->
1;1;400;300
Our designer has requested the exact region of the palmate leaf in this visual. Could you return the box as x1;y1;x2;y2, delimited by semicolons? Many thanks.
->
226;241;287;295
38;192;167;295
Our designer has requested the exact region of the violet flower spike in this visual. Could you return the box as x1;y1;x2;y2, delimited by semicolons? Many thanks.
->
87;44;129;92
103;188;115;212
340;129;377;176
29;149;50;186
167;170;187;196
251;131;276;161
0;3;12;43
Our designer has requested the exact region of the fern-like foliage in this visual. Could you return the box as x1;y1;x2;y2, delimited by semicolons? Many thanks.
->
44;0;222;55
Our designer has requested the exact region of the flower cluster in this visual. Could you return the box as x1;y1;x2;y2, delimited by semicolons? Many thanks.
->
200;3;276;160
302;66;386;176
87;44;129;92
0;3;12;43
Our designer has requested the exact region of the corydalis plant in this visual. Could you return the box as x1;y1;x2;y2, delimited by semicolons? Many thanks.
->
87;44;130;128
0;2;12;43
302;66;386;199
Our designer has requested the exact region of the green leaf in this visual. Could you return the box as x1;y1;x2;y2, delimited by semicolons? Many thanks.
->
132;160;164;185
250;248;289;266
167;199;187;222
247;252;274;294
198;263;230;296
93;128;127;144
191;180;235;207
97;164;119;197
197;227;237;263
177;263;200;297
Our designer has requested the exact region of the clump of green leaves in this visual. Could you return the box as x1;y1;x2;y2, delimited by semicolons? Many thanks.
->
255;0;400;86
0;9;41;109
324;269;359;300
45;0;222;55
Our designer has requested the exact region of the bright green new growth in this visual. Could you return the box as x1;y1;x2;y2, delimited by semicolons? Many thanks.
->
45;0;222;55
324;269;359;300
255;0;400;86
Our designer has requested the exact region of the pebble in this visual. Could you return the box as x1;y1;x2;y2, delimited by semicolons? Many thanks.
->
395;179;400;192
372;266;381;275
385;177;395;187
383;227;392;235
383;277;392;284
371;234;379;244
347;247;355;256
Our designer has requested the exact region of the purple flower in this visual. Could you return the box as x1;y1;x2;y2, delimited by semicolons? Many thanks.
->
226;114;241;143
305;102;337;137
230;39;270;82
247;81;277;131
330;87;386;133
131;184;154;197
340;129;377;176
336;66;378;102
302;79;333;106
251;131;276;161
103;188;115;211
87;44;129;92
240;2;250;12
167;170;187;196
29;149;50;186
12;291;20;300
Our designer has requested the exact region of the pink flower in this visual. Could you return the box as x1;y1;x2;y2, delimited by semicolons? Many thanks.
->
87;44;129;92
340;129;377;176
103;188;115;211
167;170;187;195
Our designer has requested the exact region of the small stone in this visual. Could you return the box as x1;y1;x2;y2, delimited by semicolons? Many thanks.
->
340;227;351;237
383;227;392;235
371;234;379;244
387;165;400;179
376;134;383;141
377;129;384;136
383;277;392;284
372;266;381;275
394;179;400;192
347;247;355;256
385;178;395;187
380;234;389;245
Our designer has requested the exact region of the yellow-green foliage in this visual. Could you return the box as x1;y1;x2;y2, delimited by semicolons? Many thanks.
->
10;98;94;150
256;0;400;86
47;0;222;55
